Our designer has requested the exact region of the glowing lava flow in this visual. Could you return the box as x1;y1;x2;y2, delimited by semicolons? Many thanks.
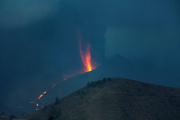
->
79;43;92;72
34;28;97;100
77;28;97;72
38;91;47;99
52;81;60;88
30;28;99;110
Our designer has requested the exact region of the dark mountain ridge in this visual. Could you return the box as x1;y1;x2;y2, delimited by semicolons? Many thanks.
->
21;78;180;120
39;54;164;105
39;54;151;105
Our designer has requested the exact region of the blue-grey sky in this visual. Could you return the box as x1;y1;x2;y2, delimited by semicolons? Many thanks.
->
0;0;180;116
0;0;59;28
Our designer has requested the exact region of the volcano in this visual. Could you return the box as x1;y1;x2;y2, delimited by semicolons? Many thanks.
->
20;78;180;120
3;54;179;116
37;54;153;105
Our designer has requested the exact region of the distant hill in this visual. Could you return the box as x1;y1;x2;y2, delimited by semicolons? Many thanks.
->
20;78;180;120
2;54;179;116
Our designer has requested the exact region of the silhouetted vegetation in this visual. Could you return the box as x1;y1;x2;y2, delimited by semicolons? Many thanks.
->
82;90;89;95
50;106;61;118
87;78;107;88
102;78;107;82
54;97;60;105
42;106;47;111
108;77;111;81
76;90;89;96
1;112;4;116
48;115;54;120
9;115;15;120
87;82;91;88
76;90;90;99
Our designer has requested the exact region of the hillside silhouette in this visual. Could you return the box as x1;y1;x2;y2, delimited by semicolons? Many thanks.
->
20;78;180;120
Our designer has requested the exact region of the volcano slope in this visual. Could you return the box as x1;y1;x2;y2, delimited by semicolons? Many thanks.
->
39;54;152;106
20;78;180;120
4;54;177;116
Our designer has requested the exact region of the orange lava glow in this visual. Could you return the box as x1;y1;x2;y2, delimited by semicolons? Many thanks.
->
36;103;39;106
79;43;92;72
31;28;99;111
38;91;47;99
78;28;97;72
52;82;60;88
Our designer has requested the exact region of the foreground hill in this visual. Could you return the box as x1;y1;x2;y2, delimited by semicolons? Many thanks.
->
21;78;180;120
3;54;179;116
2;54;151;116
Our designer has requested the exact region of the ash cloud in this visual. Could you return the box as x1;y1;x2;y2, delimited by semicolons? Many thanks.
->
0;0;59;29
0;0;106;116
0;0;180;116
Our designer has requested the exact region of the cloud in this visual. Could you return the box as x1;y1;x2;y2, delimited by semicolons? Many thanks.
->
0;0;59;29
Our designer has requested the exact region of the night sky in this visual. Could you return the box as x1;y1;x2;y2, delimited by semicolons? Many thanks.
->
0;0;180;116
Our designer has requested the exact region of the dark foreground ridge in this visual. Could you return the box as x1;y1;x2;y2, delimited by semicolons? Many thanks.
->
20;78;180;120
